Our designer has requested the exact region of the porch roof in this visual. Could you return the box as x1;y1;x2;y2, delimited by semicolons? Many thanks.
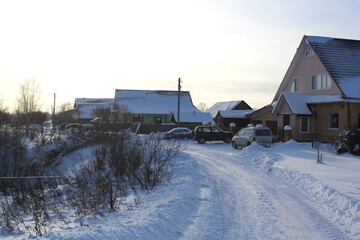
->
272;92;349;115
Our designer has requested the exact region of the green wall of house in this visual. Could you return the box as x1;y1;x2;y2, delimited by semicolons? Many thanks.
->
111;112;173;124
141;114;171;124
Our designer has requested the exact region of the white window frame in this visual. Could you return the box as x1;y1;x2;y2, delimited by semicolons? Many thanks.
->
305;47;314;58
290;78;298;92
300;116;309;133
329;112;339;130
311;73;331;91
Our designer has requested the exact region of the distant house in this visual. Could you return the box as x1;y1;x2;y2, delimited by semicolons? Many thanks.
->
207;100;253;129
249;35;360;142
73;98;113;123
113;90;213;125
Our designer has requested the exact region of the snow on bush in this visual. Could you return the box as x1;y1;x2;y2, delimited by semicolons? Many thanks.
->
0;131;185;237
335;128;360;156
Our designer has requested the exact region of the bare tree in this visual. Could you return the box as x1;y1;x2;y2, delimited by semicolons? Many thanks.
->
111;103;132;123
55;101;74;124
16;79;43;134
197;102;208;112
92;107;111;122
0;97;9;126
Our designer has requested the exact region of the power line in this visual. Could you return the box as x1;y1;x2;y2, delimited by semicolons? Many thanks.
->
181;81;215;105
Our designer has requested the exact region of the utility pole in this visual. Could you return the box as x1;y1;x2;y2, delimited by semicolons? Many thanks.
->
177;78;181;127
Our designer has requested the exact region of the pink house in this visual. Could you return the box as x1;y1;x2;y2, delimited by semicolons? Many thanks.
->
249;35;360;142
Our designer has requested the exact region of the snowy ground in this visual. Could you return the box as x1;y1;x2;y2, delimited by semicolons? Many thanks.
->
3;140;360;239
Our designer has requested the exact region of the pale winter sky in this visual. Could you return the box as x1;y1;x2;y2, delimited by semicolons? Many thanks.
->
1;0;360;112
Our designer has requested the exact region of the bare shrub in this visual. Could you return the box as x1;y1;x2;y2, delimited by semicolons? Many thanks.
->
0;178;63;237
0;131;28;181
129;134;184;190
65;132;184;216
64;146;126;217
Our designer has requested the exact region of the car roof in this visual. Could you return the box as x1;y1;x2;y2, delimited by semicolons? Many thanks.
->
170;127;191;131
241;126;271;131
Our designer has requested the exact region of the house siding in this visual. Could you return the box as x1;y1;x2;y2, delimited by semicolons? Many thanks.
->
274;37;343;101
250;108;282;138
293;116;313;142
142;114;171;124
310;102;360;142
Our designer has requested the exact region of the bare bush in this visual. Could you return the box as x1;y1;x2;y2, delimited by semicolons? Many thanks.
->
0;178;63;237
65;145;126;217
64;132;184;216
129;134;184;190
0;131;28;180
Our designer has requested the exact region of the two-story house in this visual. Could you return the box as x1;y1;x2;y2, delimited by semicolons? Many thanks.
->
249;35;360;142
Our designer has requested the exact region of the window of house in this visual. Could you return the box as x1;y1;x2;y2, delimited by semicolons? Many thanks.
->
290;79;298;92
155;116;162;124
300;116;309;133
305;47;314;58
311;74;331;90
283;114;290;126
329;112;339;129
133;114;142;123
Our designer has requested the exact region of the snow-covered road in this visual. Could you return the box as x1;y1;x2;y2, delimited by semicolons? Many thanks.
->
24;140;358;240
181;143;351;240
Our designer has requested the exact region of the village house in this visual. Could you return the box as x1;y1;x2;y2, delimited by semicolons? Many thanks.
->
113;89;213;125
207;100;253;130
249;35;360;142
73;98;113;123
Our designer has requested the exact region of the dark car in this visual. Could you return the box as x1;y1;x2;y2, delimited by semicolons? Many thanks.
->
164;127;193;139
193;126;233;144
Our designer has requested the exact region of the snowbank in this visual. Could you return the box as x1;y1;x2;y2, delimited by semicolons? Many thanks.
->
241;141;360;239
42;152;208;240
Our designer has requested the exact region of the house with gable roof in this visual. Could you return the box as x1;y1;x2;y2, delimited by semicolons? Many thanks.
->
113;89;212;125
207;100;253;130
74;98;113;122
249;35;360;142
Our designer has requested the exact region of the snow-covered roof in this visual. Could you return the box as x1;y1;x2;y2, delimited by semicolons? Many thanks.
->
273;92;312;115
114;90;211;123
272;92;360;115
207;101;247;118
306;36;360;99
218;110;254;118
74;98;113;106
74;98;113;119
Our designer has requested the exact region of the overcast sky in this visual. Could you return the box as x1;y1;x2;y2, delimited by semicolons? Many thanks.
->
1;0;360;112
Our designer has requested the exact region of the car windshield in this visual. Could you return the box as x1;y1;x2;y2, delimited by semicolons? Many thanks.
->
255;129;272;136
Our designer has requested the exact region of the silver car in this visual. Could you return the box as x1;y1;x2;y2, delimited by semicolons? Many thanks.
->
231;125;273;148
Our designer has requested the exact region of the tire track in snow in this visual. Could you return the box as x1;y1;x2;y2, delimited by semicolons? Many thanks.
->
183;143;351;240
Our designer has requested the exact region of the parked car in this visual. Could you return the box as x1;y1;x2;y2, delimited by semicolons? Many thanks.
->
164;127;193;139
90;117;103;123
231;124;273;148
193;126;233;144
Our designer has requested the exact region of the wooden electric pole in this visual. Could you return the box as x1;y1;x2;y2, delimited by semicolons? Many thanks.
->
53;93;56;120
177;78;181;127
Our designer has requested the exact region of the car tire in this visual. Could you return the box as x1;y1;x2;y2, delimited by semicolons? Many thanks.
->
247;141;251;146
232;141;237;149
225;137;232;143
198;138;206;144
